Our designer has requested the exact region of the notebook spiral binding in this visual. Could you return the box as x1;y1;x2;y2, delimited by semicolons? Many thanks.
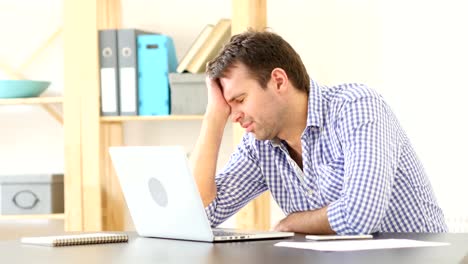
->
53;234;129;246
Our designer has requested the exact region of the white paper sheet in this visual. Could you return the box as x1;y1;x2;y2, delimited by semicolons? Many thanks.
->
275;239;450;252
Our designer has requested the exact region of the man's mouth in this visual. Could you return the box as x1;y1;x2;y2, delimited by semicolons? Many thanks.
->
241;122;254;132
241;121;251;128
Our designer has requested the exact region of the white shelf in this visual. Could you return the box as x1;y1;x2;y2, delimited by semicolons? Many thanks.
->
101;115;204;122
0;97;63;105
0;213;65;220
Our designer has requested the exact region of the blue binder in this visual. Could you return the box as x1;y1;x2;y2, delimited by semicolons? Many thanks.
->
137;34;177;115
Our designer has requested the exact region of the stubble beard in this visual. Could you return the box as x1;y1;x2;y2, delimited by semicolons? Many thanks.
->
251;121;277;141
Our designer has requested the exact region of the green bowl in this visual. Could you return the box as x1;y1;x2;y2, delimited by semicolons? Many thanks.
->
0;80;51;98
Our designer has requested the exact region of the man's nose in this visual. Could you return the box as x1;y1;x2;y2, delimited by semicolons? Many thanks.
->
231;111;243;123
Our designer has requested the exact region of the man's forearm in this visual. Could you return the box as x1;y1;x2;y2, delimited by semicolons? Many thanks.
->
274;206;335;234
190;112;227;207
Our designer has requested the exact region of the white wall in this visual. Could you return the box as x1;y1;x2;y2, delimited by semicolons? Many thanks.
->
1;0;467;231
268;0;468;229
0;0;63;175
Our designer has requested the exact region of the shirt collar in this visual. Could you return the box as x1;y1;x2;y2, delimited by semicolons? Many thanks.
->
268;79;324;148
306;79;324;128
269;137;282;147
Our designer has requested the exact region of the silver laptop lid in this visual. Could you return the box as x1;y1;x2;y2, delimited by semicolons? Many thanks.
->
109;146;215;242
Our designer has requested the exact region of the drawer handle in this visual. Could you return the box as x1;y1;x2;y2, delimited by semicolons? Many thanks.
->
12;190;40;209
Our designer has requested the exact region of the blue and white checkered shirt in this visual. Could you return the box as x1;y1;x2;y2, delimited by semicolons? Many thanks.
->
206;80;447;234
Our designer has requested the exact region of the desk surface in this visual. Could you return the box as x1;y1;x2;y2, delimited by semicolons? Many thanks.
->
1;232;468;263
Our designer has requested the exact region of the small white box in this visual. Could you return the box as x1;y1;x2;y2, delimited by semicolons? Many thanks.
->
0;174;64;215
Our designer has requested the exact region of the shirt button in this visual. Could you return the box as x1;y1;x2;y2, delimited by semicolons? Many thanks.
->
308;189;313;196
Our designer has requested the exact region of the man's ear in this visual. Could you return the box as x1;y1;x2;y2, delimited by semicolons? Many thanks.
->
270;68;288;92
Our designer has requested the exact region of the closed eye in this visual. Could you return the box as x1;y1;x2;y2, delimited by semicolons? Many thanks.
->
227;93;247;104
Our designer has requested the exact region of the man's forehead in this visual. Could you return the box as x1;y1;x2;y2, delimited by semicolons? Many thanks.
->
219;76;239;100
220;63;253;85
219;63;258;98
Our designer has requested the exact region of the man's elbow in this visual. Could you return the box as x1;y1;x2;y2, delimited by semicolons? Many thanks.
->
343;224;379;235
202;194;216;208
342;216;382;235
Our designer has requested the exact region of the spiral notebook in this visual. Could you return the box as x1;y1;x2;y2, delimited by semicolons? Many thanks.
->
20;233;128;247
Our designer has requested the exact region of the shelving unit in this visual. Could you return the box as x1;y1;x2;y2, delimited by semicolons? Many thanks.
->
63;0;270;232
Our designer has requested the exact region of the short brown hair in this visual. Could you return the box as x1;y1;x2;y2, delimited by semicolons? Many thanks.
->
206;30;310;93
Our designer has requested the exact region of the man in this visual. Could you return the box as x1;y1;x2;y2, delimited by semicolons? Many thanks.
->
190;30;447;235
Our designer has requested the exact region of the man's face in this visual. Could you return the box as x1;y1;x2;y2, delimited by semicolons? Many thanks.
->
220;63;286;140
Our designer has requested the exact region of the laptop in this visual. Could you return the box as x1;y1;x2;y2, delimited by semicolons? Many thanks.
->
109;146;294;242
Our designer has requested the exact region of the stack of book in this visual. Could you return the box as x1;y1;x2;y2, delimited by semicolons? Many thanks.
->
98;29;177;116
176;18;232;73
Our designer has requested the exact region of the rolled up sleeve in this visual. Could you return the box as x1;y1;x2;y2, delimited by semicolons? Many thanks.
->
327;96;398;234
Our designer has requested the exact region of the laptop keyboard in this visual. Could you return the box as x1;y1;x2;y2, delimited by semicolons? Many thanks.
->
213;230;251;237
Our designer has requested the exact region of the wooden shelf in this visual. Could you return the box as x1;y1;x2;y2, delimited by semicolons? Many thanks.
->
101;115;204;122
0;96;63;105
0;213;65;220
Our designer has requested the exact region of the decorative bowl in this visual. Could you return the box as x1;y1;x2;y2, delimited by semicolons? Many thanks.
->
0;80;51;98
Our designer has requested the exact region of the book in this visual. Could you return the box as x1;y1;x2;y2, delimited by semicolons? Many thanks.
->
176;24;214;73
185;18;231;73
20;233;129;247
